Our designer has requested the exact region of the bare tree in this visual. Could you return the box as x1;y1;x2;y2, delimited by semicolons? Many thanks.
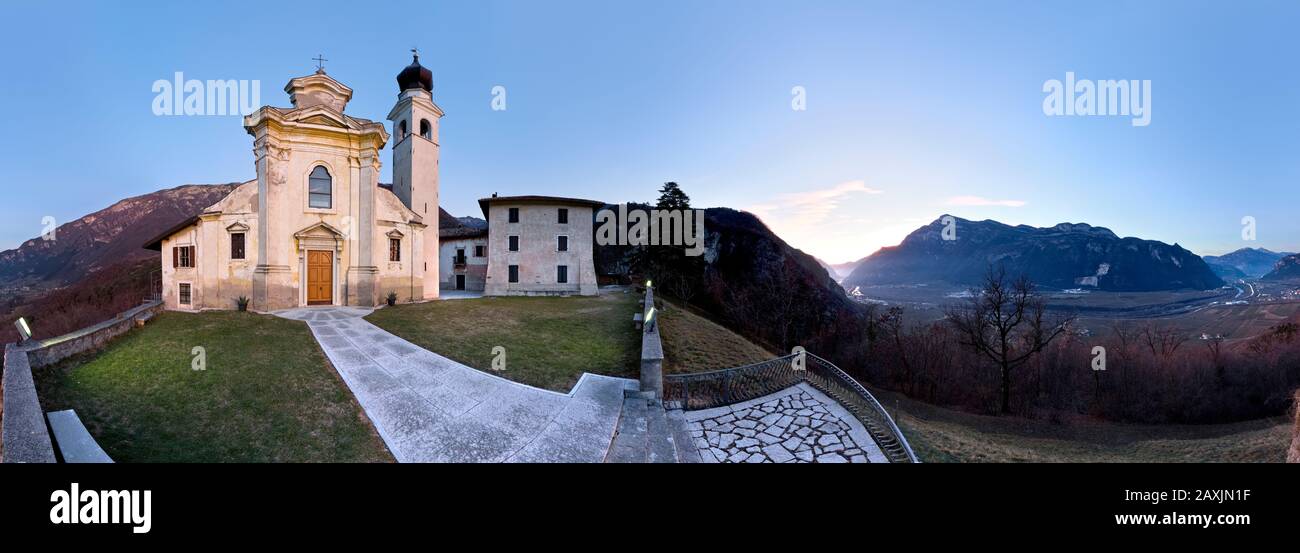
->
944;266;1076;414
1141;325;1190;361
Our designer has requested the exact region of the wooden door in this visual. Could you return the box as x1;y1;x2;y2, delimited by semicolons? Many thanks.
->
307;250;333;305
456;274;466;290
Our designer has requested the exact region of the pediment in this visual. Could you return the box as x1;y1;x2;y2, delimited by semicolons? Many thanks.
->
293;221;345;239
226;222;250;232
291;106;351;129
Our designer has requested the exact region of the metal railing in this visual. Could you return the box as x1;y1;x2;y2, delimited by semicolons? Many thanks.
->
802;352;919;463
663;352;919;463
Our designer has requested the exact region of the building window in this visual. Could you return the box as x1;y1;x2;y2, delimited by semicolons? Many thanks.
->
558;208;568;224
508;207;519;223
173;245;195;268
474;245;486;257
557;235;568;252
308;166;332;209
398;120;408;138
420;119;432;139
454;248;466;265
389;238;401;262
179;283;192;305
508;236;519;251
230;233;245;260
508;265;519;283
557;265;568;284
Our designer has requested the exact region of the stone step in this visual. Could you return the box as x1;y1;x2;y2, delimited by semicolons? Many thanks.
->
666;409;702;463
644;399;677;463
605;396;650;463
605;395;697;463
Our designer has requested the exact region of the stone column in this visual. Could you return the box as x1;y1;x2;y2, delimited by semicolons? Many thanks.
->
347;153;379;306
252;139;294;310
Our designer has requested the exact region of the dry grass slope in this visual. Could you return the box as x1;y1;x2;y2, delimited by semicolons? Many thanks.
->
878;389;1291;463
657;299;777;373
1290;390;1300;463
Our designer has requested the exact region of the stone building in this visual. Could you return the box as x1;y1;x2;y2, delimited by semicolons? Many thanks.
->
479;195;601;296
439;224;488;292
144;55;443;311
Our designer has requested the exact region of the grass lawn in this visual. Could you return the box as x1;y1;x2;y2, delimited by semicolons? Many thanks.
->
657;299;776;373
34;311;392;463
875;389;1291;463
366;291;642;392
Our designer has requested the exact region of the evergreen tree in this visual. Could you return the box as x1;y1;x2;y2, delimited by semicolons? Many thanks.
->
655;182;691;210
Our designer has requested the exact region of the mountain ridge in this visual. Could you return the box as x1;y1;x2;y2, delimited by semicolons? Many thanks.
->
842;215;1224;291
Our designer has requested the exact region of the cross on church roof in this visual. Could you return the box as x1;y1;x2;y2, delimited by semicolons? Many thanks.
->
411;47;419;61
313;54;328;73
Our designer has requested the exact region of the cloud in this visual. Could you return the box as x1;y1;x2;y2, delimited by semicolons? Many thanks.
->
751;180;884;227
742;180;891;262
945;195;1027;207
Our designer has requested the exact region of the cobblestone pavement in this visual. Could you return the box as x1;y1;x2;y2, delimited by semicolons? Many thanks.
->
682;382;887;463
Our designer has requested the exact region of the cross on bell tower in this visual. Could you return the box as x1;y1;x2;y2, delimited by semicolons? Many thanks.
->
313;54;328;74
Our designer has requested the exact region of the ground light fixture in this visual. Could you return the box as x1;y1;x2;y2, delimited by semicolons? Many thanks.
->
644;307;657;332
14;316;32;342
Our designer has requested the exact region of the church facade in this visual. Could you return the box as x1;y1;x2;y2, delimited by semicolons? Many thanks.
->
145;55;443;311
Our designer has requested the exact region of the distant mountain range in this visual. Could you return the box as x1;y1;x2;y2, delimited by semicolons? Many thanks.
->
1263;253;1300;281
1203;248;1295;279
842;215;1224;291
814;258;861;281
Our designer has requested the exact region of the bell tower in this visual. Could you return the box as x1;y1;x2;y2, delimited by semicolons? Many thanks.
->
387;50;443;299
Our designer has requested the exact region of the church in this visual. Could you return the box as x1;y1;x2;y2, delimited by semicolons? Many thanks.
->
145;55;443;311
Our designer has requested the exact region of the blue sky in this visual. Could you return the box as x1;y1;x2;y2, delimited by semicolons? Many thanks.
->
1;0;1297;263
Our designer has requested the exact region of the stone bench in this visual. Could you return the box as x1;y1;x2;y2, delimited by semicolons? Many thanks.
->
633;312;644;330
47;410;113;463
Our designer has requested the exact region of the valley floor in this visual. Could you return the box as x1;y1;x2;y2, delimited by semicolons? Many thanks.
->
876;389;1291;463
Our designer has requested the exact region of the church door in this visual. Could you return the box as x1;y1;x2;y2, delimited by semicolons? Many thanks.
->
307;250;333;305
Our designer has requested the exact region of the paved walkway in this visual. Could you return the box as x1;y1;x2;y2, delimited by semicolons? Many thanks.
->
682;383;887;463
275;306;637;462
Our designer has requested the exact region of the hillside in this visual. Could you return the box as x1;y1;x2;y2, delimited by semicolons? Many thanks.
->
653;294;1292;462
1263;253;1300;281
844;215;1224;291
595;205;868;366
879;389;1291;463
0;183;242;302
0;183;241;343
1204;247;1294;279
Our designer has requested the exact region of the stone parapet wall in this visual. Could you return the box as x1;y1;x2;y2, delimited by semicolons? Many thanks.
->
22;301;163;369
640;286;664;398
2;343;55;462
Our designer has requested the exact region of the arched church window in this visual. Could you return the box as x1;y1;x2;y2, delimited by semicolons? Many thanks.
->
420;119;432;139
398;120;408;138
308;166;332;209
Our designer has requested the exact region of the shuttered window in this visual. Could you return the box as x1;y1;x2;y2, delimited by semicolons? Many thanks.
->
173;245;195;268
